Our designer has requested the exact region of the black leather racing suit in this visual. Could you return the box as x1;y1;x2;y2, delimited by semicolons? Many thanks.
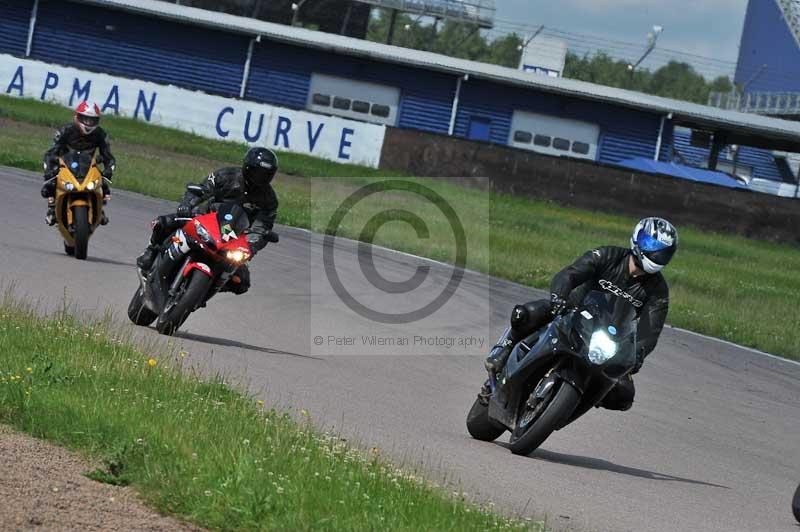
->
508;246;669;410
147;167;279;294
41;124;116;197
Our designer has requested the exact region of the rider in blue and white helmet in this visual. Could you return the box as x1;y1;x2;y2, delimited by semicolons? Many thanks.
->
630;217;678;274
483;217;678;412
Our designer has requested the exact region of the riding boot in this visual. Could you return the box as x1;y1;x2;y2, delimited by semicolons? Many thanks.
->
45;199;56;226
136;244;159;270
484;328;516;373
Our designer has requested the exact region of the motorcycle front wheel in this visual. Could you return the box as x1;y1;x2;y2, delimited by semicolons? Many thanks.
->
466;396;506;442
72;206;90;260
127;286;157;326
156;270;213;335
508;378;580;456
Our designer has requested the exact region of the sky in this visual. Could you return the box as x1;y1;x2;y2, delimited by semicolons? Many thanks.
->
493;0;750;76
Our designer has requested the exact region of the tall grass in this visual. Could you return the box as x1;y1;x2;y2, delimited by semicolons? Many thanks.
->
0;297;540;531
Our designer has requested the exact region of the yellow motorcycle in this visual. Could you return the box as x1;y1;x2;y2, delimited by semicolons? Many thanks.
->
52;149;106;259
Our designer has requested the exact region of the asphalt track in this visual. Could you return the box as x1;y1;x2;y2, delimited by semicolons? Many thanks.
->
1;165;799;532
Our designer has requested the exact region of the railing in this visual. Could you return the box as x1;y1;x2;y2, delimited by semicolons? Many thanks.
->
708;90;800;116
777;0;800;49
353;0;496;27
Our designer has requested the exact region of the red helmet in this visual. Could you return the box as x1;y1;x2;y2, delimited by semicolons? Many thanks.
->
74;101;101;135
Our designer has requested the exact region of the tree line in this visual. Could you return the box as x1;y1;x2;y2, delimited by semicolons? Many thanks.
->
367;10;733;104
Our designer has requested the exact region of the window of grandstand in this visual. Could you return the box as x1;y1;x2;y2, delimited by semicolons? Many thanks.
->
307;73;400;125
352;100;371;113
508;111;599;161
371;104;391;118
513;130;533;143
333;97;351;110
312;93;331;106
553;138;570;151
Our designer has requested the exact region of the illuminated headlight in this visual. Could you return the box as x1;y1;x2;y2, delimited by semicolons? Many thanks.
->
225;249;250;263
194;222;213;244
587;331;617;365
65;183;75;191
86;180;96;190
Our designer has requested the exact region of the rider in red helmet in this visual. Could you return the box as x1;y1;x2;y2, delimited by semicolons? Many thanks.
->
41;101;116;225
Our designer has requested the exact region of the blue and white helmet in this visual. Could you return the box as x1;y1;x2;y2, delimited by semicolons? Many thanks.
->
630;217;678;274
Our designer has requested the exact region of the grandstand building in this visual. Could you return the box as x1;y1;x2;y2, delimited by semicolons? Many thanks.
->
2;0;799;196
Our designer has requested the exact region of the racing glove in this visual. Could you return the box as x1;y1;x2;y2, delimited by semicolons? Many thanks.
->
550;293;569;316
176;203;193;219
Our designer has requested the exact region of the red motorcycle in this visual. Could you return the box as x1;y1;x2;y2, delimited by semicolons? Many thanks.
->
127;203;277;335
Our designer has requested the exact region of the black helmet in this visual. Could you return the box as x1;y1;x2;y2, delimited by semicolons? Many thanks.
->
242;147;278;190
630;217;678;274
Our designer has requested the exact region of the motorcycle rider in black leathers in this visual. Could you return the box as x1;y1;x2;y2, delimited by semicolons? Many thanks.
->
41;101;115;226
136;147;279;295
484;217;678;411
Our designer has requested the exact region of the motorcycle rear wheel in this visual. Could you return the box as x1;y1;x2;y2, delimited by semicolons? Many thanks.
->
156;270;212;335
508;379;580;456
73;206;90;260
127;286;157;326
792;482;800;523
466;396;505;442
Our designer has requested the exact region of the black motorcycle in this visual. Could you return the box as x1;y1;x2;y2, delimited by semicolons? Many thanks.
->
467;289;639;456
793;482;800;523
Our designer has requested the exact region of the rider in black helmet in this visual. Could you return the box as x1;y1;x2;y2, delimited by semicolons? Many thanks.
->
136;147;279;295
484;217;677;411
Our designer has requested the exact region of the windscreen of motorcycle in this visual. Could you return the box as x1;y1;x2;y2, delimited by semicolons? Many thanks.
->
61;150;95;182
215;202;250;241
572;290;638;377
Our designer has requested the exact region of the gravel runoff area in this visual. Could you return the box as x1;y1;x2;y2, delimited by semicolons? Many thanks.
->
0;425;201;532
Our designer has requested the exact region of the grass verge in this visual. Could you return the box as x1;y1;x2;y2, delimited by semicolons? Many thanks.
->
1;94;799;361
0;296;540;531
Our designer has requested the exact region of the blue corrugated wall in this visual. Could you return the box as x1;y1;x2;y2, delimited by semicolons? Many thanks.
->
735;0;800;93
247;40;455;134
30;0;249;97
454;79;662;164
4;0;785;182
0;0;32;57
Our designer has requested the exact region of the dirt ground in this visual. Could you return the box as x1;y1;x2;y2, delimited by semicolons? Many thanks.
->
0;425;201;532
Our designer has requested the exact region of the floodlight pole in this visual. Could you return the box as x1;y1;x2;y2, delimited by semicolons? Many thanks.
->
386;9;398;44
628;25;663;72
291;0;309;26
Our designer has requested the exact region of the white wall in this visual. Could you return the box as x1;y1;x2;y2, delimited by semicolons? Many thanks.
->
0;54;387;168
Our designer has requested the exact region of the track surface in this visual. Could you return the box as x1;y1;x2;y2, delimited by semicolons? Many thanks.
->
2;166;799;532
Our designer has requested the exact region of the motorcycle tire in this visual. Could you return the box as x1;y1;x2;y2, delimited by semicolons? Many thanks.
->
127;286;157;326
793;482;800;523
466;396;505;442
156;270;212;335
508;379;580;456
73;206;90;260
63;241;75;256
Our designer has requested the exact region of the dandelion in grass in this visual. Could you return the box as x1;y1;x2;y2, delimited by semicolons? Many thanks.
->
147;358;157;367
26;367;32;373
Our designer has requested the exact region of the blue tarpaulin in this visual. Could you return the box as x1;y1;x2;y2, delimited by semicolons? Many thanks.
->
618;157;750;190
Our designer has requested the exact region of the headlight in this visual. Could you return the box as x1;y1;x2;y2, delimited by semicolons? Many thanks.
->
194;221;213;244
65;183;75;191
225;249;250;263
86;180;96;190
587;330;617;365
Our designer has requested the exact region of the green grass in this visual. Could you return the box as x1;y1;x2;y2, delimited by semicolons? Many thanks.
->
2;94;799;360
0;297;540;531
